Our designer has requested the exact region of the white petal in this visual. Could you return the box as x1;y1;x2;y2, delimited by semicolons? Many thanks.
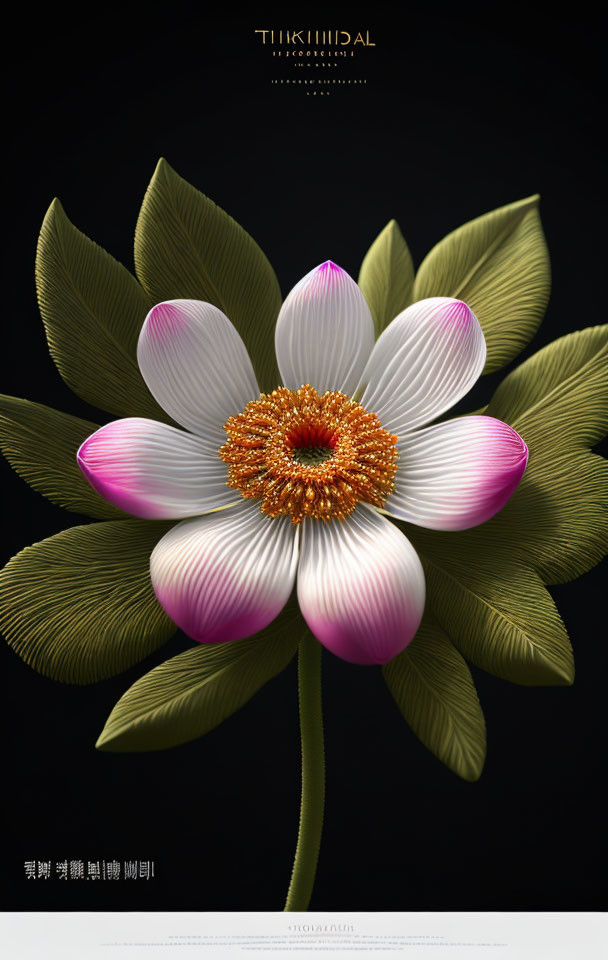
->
385;415;529;530
297;505;425;665
358;298;486;433
137;300;260;442
275;261;375;395
151;501;299;643
77;417;238;519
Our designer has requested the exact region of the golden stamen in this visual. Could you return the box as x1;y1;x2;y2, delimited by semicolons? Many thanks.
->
219;385;398;524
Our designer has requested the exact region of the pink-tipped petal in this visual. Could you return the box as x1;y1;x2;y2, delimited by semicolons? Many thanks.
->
77;418;238;519
275;261;375;395
150;501;299;644
358;297;486;434
297;505;425;665
137;300;260;441
385;415;528;530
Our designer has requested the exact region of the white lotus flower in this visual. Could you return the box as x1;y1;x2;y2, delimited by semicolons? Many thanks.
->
77;262;528;665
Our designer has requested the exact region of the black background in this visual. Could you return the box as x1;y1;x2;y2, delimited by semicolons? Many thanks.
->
2;4;605;912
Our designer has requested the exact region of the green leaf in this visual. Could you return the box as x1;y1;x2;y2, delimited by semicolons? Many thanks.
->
441;450;608;587
134;158;282;393
0;394;123;519
36;198;169;421
383;615;486;781
387;327;608;689
413;196;550;373
402;524;574;686
96;600;304;752
441;326;608;585
487;325;608;450
0;520;175;684
358;220;414;336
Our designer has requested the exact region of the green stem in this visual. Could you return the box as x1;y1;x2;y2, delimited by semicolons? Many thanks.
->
284;631;325;912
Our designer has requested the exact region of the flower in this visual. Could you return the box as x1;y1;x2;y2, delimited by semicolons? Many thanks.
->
77;261;528;666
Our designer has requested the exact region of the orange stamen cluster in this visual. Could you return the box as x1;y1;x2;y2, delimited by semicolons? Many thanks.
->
219;384;398;523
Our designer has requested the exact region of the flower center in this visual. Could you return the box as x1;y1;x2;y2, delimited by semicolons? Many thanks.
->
219;384;398;523
292;445;334;466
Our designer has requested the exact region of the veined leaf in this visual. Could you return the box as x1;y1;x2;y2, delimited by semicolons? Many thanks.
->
419;326;608;591
487;325;608;449
383;615;486;781
413;196;550;373
471;325;608;584
358;219;414;336
96;600;304;752
134;158;282;393
402;523;574;686
0;521;174;684
0;394;123;519
36;199;169;421
438;450;608;586
387;328;607;691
